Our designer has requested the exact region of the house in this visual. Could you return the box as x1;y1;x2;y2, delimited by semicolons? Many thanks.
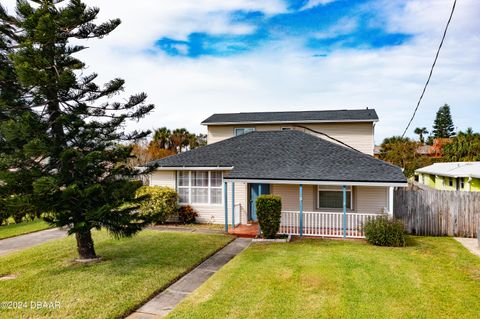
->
415;162;480;192
146;109;407;238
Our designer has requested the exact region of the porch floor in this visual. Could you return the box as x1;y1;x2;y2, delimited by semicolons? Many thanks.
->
228;224;259;238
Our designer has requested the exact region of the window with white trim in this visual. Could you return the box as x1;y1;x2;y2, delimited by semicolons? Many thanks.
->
177;171;223;205
317;186;352;209
234;128;255;136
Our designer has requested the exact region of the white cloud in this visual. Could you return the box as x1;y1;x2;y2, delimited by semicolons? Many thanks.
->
2;0;479;144
300;0;337;11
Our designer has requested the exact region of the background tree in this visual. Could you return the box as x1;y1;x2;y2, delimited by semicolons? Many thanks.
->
414;127;428;144
169;128;190;153
432;104;455;138
152;127;171;150
0;0;154;259
442;128;480;161
379;136;432;177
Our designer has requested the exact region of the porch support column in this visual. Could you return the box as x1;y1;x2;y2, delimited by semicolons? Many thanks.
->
388;186;394;219
299;184;303;237
342;185;347;239
231;182;235;228
224;181;228;233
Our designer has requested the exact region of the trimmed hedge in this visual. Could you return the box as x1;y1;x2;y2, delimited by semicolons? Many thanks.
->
178;205;198;224
136;186;178;224
256;195;282;239
364;216;407;247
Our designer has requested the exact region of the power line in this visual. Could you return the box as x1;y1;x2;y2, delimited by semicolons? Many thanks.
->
401;0;457;138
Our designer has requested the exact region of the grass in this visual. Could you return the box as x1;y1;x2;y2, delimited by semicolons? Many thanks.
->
0;230;232;319
168;237;480;319
0;219;51;240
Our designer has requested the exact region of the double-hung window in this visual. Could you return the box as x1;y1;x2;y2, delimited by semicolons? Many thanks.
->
317;186;352;210
177;171;223;205
234;128;255;136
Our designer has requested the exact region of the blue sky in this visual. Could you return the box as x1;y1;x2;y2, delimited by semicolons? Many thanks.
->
156;0;412;58
4;0;479;142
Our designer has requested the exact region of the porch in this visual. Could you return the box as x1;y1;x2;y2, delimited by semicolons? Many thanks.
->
223;180;396;239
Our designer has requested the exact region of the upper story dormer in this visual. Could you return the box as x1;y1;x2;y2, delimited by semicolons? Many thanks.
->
201;109;378;155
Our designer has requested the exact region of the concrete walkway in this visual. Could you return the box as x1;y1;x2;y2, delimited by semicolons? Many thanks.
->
128;237;252;319
0;228;67;257
455;237;480;257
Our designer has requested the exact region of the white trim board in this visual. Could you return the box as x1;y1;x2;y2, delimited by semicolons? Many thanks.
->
155;167;233;171
223;178;407;187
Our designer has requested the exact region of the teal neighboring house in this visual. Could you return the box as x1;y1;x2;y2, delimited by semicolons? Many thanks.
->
415;162;480;192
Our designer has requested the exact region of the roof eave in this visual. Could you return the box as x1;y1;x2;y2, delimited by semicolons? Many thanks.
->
201;119;379;126
223;177;407;187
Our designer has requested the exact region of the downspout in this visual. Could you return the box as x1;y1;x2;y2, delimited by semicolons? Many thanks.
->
231;182;235;228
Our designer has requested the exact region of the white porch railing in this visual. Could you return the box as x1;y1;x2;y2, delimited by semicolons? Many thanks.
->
278;211;382;238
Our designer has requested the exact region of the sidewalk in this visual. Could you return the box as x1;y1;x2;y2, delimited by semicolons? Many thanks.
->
0;228;67;256
128;237;252;319
454;237;480;257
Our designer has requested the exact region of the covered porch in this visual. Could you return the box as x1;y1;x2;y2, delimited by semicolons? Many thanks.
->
223;179;398;239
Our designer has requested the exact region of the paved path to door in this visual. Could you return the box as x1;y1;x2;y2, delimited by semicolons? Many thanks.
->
128;237;252;319
0;228;67;257
455;237;480;257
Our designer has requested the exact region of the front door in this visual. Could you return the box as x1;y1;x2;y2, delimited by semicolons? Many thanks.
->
249;184;270;221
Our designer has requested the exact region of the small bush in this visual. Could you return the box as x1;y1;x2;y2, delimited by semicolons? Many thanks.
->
364;216;407;247
136;186;178;224
256;195;282;239
178;205;198;224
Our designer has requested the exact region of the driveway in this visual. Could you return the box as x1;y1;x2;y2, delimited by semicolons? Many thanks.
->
0;228;67;256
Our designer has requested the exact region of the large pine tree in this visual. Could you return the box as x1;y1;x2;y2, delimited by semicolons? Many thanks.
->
432;104;455;138
0;0;154;259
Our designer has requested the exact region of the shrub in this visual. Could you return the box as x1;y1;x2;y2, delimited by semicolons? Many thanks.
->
178;205;198;224
136;186;178;224
256;195;282;239
364;216;407;247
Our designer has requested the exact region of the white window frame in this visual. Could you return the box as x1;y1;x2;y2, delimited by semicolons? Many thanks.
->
317;186;353;210
234;128;255;136
177;171;223;205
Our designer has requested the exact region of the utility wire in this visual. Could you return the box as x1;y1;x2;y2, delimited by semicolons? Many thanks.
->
294;125;361;152
401;0;457;137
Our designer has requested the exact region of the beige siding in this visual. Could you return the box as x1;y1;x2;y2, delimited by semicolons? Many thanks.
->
270;184;387;215
271;184;315;211
354;186;388;214
150;170;176;188
207;122;374;155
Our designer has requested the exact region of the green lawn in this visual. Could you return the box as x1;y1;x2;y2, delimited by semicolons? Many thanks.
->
0;230;232;319
168;237;480;319
0;219;51;240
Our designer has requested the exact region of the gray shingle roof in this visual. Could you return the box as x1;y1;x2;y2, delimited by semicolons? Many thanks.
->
201;109;378;125
146;130;406;184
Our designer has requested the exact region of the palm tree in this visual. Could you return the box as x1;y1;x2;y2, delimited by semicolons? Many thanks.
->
152;127;171;149
414;127;429;144
443;128;480;161
170;128;190;153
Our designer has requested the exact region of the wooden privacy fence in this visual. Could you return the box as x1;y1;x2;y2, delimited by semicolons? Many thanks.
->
394;184;480;237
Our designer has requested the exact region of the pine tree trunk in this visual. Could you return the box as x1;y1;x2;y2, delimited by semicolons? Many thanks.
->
75;229;97;259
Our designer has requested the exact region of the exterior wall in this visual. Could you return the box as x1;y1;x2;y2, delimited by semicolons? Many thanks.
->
270;184;388;215
471;178;480;191
418;173;435;188
149;170;248;224
206;122;375;155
